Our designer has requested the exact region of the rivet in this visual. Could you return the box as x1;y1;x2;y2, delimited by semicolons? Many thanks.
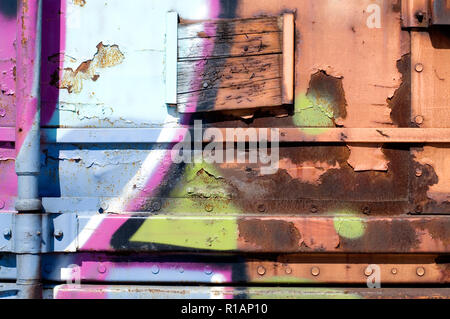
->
203;82;208;88
416;267;425;277
391;268;398;275
364;267;373;276
54;230;63;239
415;115;424;125
204;266;213;275
205;204;213;212
257;204;266;213
257;266;266;276
310;205;318;214
415;205;423;214
186;187;194;194
151;265;160;274
415;63;424;73
97;264;107;274
36;231;41;236
362;206;371;215
415;168;423;177
3;228;11;238
151;200;161;212
44;264;52;274
0;200;4;209
311;267;320;276
0;109;5;117
179;266;184;273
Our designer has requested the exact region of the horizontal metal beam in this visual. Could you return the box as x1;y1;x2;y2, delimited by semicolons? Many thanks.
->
77;214;450;254
51;285;450;299
41;127;450;144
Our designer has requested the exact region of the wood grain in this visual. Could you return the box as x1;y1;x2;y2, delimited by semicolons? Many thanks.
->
177;16;284;112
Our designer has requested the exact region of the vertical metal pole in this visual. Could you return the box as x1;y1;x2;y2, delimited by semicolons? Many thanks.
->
15;0;43;299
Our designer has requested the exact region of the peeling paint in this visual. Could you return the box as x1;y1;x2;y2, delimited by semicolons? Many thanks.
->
293;70;347;127
346;144;389;172
277;158;340;185
412;146;450;204
73;0;86;7
59;42;125;93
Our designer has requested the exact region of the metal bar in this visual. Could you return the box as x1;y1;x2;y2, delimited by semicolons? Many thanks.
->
51;285;450;299
0;127;15;142
41;127;450;144
76;214;450;253
14;0;43;299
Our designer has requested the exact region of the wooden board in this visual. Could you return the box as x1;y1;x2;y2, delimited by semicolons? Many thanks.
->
176;16;289;113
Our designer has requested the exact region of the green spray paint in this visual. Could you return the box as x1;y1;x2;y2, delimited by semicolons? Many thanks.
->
331;210;366;239
130;217;238;250
166;161;242;214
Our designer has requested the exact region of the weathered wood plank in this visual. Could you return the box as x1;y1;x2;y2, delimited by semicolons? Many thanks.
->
282;13;294;104
177;77;281;112
178;32;281;60
177;54;281;94
178;17;281;39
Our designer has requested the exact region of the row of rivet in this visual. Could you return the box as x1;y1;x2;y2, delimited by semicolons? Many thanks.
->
256;265;427;277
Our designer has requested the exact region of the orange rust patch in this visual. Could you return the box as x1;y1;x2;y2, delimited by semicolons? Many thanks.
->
292;219;340;250
412;146;450;204
346;144;389;172
277;158;340;185
238;219;302;251
59;42;124;93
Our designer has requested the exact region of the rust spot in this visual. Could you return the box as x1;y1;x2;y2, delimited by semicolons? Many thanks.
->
340;220;421;252
387;54;411;127
197;31;210;38
306;70;348;123
73;0;86;7
58;42;124;93
238;219;301;251
417;219;450;247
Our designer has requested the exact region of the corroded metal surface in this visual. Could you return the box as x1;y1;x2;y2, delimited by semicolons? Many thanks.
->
0;0;449;298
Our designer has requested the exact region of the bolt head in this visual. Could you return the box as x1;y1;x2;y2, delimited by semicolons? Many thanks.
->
257;204;266;213
97;264;107;274
151;265;160;275
204;266;213;275
310;205;318;213
415;63;424;73
415;168;423;177
391;268;398;275
416;267;425;277
257;266;266;276
205;204;213;212
311;267;320;276
285;266;292;275
3;229;11;238
415;115;424;125
54;230;63;238
364;267;373;276
151;200;161;212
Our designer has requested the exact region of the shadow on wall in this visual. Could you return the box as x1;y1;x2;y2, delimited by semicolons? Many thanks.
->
40;0;64;199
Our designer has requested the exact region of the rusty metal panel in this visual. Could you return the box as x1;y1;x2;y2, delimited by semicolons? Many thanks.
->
0;0;449;299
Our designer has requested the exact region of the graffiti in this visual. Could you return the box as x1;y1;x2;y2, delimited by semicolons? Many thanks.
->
1;0;449;300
